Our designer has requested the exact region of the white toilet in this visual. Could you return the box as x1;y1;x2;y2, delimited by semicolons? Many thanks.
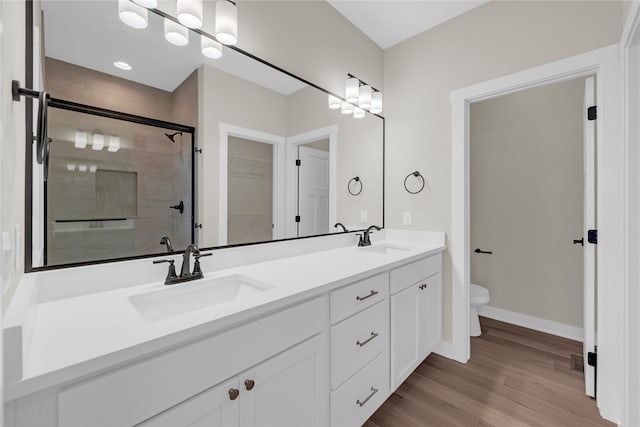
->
469;283;490;337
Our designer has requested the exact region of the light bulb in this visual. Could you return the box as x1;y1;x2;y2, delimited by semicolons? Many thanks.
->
358;85;372;110
353;107;365;119
345;76;359;104
215;0;238;45
328;95;341;109
177;0;203;29
201;35;223;59
165;18;189;46
370;91;383;114
92;134;104;151
341;101;354;115
118;0;148;29
132;0;157;8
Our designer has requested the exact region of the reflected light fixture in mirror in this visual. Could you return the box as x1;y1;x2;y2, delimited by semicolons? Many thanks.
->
74;130;88;149
132;0;158;8
118;0;148;29
108;135;121;152
177;0;203;29
345;76;359;103
328;95;341;109
353;107;365;119
341;101;354;115
359;84;372;110
215;0;238;45
370;91;383;114
92;134;105;151
201;35;223;59
78;164;88;172
66;163;75;172
165;18;189;46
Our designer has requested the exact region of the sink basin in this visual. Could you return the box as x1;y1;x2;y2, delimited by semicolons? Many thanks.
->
358;243;417;255
129;274;274;322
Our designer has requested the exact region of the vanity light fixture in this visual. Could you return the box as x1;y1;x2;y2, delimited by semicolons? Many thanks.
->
78;164;88;173
165;18;189;46
358;84;372;110
201;35;223;59
113;61;132;71
118;0;148;29
215;0;238;45
177;0;203;29
66;163;76;172
74;130;88;149
92;134;105;151
108;135;121;152
132;0;157;8
328;95;341;109
341;101;354;115
345;76;359;104
89;165;98;173
370;91;383;114
353;107;365;119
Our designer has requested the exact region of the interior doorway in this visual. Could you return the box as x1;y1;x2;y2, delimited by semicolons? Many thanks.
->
468;76;596;396
297;143;330;237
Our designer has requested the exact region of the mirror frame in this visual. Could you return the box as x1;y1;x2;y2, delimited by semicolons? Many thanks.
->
23;0;385;272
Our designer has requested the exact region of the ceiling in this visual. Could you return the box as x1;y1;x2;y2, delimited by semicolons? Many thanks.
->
42;1;305;94
327;0;489;49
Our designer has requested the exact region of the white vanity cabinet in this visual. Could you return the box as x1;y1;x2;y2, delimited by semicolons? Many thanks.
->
140;333;327;427
390;254;442;391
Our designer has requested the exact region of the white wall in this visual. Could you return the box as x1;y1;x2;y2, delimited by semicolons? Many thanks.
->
384;0;622;342
470;78;585;328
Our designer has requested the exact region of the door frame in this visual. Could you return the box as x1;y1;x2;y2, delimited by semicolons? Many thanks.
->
621;3;640;425
285;125;337;238
450;44;623;421
218;123;286;246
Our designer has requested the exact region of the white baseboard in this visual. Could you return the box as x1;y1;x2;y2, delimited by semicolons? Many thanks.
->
478;305;584;342
434;340;453;359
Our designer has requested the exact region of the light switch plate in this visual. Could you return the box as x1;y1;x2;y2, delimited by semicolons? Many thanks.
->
403;211;412;226
360;210;368;223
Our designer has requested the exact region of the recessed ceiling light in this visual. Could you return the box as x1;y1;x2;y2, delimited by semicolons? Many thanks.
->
113;61;132;71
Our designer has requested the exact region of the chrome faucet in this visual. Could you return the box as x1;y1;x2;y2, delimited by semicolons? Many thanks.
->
160;236;173;252
153;243;212;285
334;222;349;232
358;225;381;247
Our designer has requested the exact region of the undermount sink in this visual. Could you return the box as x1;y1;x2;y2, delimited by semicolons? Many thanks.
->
358;242;417;255
129;274;274;322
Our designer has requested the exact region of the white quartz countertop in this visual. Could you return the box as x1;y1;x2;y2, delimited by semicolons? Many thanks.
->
5;231;445;400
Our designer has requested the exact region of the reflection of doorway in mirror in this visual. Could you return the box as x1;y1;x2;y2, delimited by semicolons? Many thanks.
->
227;137;274;245
297;145;330;237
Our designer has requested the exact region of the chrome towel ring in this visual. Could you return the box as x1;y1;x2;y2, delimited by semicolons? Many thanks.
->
404;171;425;194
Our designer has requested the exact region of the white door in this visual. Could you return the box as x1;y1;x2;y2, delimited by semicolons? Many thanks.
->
418;274;442;359
583;76;597;397
298;146;329;237
139;378;240;427
390;284;420;391
239;334;328;427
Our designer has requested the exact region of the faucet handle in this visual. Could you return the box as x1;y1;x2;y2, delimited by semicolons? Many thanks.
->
192;253;212;276
356;233;366;247
153;259;178;283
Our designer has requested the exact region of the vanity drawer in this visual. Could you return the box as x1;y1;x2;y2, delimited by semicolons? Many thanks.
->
331;349;390;427
331;300;389;389
390;253;442;295
58;296;327;427
330;272;388;323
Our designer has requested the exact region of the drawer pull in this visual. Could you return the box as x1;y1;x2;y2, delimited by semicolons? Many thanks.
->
356;387;379;407
356;290;379;301
244;379;255;391
419;283;427;290
356;331;379;347
228;388;239;400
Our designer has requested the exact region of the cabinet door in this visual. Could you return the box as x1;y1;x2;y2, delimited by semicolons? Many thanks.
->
418;273;442;359
390;284;420;391
138;378;239;427
239;333;329;427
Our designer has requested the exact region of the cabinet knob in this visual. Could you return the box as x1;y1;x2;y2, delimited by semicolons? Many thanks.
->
228;388;239;400
244;379;255;391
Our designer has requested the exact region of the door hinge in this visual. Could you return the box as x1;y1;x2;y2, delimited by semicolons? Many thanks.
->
588;229;598;244
587;105;597;121
195;223;203;229
295;159;301;166
194;147;203;154
295;215;300;223
587;351;597;367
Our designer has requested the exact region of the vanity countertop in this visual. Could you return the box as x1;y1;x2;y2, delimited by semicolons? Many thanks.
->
4;230;445;401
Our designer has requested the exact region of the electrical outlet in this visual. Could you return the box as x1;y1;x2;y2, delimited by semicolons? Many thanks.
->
360;210;368;223
403;211;412;226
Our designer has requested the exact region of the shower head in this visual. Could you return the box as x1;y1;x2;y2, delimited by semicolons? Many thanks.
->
165;131;182;143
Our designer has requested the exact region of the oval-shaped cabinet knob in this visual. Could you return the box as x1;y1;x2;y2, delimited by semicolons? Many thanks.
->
244;379;255;391
228;388;240;400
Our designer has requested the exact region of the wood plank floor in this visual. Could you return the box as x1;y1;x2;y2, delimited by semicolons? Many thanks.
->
364;317;614;427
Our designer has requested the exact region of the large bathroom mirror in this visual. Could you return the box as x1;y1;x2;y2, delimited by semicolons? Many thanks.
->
27;0;384;269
